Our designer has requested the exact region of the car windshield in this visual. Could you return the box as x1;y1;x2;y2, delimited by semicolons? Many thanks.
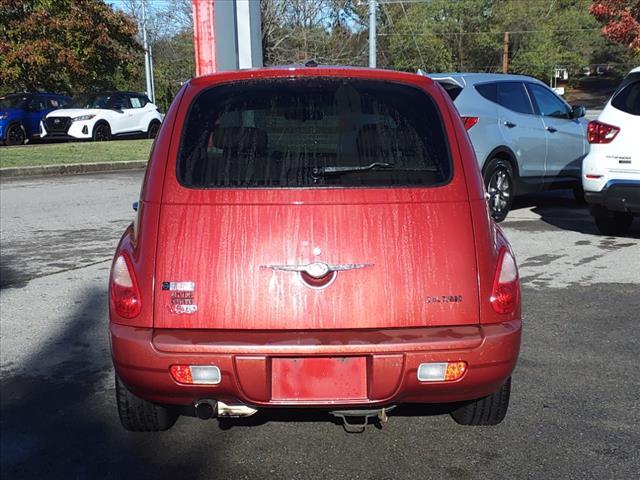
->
65;94;111;109
178;78;452;189
0;94;28;110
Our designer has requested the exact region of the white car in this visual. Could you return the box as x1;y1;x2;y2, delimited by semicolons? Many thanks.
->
583;67;640;235
41;91;162;141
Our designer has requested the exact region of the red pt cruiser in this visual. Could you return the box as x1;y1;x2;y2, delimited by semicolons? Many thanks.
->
109;66;521;432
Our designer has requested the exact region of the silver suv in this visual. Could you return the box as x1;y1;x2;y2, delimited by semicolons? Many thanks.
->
425;73;588;221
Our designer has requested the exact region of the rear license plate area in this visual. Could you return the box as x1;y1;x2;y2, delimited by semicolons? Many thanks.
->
271;357;367;401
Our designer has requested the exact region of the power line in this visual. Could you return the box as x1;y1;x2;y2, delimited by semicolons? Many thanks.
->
378;28;602;36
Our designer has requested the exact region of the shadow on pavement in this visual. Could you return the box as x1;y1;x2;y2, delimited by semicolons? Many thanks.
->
0;287;213;479
510;190;640;238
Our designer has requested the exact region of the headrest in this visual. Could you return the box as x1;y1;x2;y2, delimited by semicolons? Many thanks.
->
211;126;268;153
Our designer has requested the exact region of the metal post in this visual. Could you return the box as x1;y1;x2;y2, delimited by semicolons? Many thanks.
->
369;0;376;68
141;0;154;101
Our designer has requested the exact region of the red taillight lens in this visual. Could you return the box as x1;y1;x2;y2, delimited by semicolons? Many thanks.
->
109;254;142;318
490;248;519;315
587;120;620;144
462;116;479;130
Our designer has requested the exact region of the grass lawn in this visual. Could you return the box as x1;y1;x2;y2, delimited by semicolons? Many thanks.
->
0;139;153;168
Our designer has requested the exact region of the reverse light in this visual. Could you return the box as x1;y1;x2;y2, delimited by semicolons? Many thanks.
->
461;116;479;130
170;365;221;385
587;120;620;144
417;362;467;382
109;254;141;318
490;248;519;315
72;114;96;122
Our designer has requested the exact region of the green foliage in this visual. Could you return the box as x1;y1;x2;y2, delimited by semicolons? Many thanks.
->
151;31;195;112
0;0;142;94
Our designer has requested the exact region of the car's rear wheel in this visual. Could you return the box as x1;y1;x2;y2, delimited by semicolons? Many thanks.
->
115;374;178;432
147;120;160;139
483;158;514;223
591;205;633;236
6;123;26;146
92;122;111;141
450;377;511;426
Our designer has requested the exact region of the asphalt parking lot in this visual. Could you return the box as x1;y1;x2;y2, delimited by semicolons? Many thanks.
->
1;172;639;479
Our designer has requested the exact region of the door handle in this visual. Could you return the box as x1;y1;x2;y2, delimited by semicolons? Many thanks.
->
503;121;517;128
546;126;557;133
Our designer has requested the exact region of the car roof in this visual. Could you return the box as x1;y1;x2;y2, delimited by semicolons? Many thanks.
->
189;66;433;87
427;72;545;87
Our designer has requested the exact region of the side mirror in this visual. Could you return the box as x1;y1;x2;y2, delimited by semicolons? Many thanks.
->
132;201;139;212
570;105;586;119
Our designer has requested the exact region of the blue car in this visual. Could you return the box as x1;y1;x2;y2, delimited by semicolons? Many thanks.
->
0;93;71;146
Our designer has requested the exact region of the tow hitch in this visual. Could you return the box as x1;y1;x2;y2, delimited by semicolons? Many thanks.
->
330;406;396;433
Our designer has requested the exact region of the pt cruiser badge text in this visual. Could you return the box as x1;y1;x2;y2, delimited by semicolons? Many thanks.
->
425;295;463;304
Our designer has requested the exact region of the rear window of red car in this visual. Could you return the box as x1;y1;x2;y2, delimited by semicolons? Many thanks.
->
177;78;452;188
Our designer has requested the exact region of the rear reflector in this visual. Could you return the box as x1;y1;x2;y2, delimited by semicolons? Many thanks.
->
585;174;602;179
109;254;141;319
170;365;221;385
490;248;519;315
461;116;479;130
587;120;620;144
417;362;467;382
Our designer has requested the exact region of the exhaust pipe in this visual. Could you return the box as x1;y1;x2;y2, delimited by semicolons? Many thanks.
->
217;401;258;417
194;400;258;419
194;400;217;420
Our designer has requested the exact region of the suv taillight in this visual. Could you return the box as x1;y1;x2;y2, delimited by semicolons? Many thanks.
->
587;120;620;144
490;248;519;315
109;254;142;318
461;116;479;130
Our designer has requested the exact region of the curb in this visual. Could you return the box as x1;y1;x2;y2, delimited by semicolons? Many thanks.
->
0;160;147;179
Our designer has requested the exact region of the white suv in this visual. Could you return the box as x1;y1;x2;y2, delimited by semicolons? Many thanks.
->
582;67;640;235
41;91;162;141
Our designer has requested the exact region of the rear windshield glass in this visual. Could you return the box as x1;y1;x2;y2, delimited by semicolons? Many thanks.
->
178;78;452;188
611;77;640;116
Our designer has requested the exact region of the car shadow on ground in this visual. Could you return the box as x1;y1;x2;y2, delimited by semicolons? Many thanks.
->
510;190;640;239
0;287;212;479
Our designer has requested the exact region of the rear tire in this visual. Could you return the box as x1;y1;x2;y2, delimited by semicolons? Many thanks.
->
573;184;587;204
591;205;633;236
6;123;26;146
115;374;178;432
92;122;111;141
450;377;511;426
483;158;515;223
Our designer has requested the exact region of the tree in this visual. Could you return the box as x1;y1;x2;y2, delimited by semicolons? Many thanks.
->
0;0;142;94
590;0;640;50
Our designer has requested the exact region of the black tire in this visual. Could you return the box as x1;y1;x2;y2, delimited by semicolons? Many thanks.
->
573;184;587;204
115;374;178;432
147;121;160;139
92;122;111;141
6;123;26;146
483;158;515;223
591;205;633;236
450;377;511;426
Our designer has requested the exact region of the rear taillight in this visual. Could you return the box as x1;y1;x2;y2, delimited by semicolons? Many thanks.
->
109;254;141;318
461;116;479;130
587;120;620;144
490;248;519;315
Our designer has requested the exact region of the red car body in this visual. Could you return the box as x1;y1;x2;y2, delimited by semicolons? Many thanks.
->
109;66;521;431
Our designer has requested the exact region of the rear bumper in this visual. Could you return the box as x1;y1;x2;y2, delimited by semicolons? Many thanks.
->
111;320;521;407
584;180;640;213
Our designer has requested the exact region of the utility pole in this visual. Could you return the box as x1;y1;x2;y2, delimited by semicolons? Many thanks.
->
502;31;510;74
141;0;154;103
369;0;376;68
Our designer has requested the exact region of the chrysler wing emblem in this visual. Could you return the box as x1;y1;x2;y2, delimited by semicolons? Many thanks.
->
261;262;373;279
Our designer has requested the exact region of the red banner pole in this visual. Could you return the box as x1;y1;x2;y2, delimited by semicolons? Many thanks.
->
192;0;216;76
